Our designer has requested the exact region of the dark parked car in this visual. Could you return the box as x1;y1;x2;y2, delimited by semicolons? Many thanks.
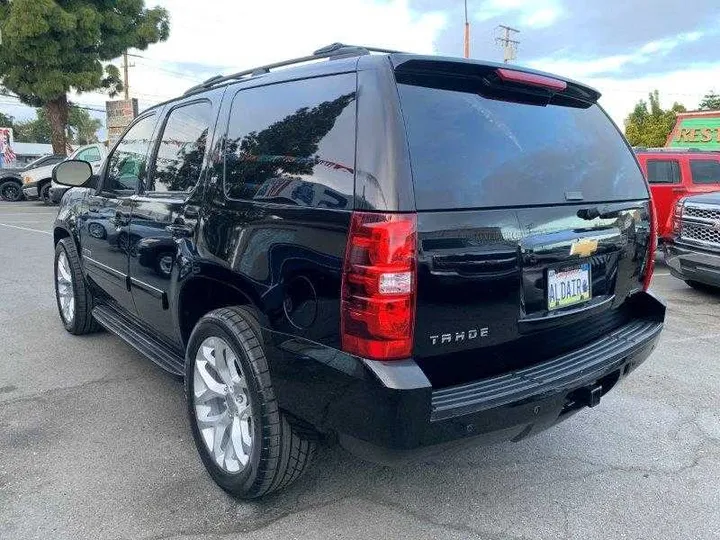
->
51;43;665;498
665;192;720;290
0;154;65;201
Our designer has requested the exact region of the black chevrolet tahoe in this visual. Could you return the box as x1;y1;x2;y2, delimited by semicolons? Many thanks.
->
52;43;665;498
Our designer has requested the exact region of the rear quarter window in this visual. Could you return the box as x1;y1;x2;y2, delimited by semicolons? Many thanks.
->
223;74;356;210
690;159;720;184
397;83;648;210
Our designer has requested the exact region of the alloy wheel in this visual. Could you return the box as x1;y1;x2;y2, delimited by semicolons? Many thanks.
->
1;183;21;201
56;251;75;324
193;336;253;474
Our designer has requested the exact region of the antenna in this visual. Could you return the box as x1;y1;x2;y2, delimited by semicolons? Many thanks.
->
463;0;470;58
495;25;520;63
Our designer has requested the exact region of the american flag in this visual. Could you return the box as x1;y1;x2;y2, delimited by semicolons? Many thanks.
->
0;128;15;164
3;144;16;164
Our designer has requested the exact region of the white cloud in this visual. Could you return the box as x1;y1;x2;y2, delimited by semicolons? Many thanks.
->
590;64;720;127
524;29;718;125
22;0;449;118
524;7;561;28
475;0;563;28
529;30;706;79
147;0;446;70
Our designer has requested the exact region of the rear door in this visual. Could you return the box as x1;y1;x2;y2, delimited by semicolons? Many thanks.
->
644;158;682;239
393;62;653;386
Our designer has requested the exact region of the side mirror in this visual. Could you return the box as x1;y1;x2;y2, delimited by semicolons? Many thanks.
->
52;159;93;187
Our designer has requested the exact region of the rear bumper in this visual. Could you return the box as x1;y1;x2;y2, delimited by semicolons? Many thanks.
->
269;292;665;461
665;241;720;287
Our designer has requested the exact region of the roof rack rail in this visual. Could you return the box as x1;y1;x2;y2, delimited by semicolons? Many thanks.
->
633;146;720;154
183;42;402;96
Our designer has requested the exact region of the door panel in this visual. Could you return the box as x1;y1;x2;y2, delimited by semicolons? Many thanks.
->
129;97;219;345
79;114;160;314
644;158;681;239
80;194;136;313
129;198;196;343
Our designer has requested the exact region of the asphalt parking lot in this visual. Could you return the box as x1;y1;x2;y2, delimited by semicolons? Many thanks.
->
0;200;718;540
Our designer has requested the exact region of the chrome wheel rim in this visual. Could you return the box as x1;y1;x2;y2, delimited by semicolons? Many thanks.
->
193;336;253;474
56;251;75;323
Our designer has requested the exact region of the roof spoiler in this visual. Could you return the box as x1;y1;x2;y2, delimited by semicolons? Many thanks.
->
392;57;601;105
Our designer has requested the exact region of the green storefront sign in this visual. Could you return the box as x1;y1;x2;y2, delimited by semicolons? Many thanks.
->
667;113;720;150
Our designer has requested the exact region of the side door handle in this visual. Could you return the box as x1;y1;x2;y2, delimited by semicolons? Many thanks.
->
165;223;194;238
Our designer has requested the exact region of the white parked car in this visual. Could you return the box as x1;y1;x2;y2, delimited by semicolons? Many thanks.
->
22;143;107;203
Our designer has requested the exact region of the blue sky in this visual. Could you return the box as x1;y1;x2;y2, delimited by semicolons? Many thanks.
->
1;0;719;135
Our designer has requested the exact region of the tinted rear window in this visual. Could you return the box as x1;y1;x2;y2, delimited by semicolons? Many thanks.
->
646;159;680;184
397;83;648;210
690;159;720;184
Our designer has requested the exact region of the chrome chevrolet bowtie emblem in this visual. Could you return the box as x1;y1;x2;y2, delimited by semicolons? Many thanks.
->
713;220;720;231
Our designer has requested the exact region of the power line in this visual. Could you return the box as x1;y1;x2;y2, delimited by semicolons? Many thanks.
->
495;24;520;63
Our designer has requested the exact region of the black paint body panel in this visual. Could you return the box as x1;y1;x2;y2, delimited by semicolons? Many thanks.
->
53;51;665;456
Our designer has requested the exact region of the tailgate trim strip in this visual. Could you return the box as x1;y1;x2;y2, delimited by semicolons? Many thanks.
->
430;318;662;421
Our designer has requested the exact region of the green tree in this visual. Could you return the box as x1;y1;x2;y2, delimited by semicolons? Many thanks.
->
14;111;52;144
14;107;103;146
699;91;720;111
624;90;687;147
0;112;14;129
0;0;169;153
68;107;102;145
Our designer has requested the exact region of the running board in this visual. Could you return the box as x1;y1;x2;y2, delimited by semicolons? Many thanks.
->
92;305;185;377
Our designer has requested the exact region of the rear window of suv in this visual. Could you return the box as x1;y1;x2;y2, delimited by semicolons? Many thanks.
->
397;82;648;210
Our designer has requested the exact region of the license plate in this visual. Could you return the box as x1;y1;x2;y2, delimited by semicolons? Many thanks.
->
547;263;591;311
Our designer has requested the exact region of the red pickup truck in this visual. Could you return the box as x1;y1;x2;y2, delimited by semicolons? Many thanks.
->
635;149;720;241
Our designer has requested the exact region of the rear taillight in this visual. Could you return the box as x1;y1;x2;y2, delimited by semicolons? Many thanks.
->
341;212;417;360
643;201;657;291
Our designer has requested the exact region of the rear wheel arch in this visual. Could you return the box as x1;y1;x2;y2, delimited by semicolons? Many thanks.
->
177;275;261;346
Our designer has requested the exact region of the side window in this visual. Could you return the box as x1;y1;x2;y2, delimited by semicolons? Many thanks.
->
75;146;102;163
646;160;680;184
224;73;356;209
147;101;212;193
690;159;720;184
103;115;157;194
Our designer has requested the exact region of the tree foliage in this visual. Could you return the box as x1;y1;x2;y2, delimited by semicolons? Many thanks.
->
0;0;169;153
699;91;720;111
0;112;14;130
624;90;687;147
14;107;102;146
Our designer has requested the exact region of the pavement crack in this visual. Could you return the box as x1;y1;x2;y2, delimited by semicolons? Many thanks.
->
0;374;150;407
138;496;351;540
357;494;532;540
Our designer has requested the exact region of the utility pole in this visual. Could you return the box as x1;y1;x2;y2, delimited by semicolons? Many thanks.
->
495;25;520;63
122;50;133;100
463;0;470;59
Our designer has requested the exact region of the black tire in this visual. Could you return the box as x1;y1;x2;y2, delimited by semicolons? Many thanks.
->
54;238;100;334
0;179;23;202
685;280;720;293
186;306;316;498
39;182;51;205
